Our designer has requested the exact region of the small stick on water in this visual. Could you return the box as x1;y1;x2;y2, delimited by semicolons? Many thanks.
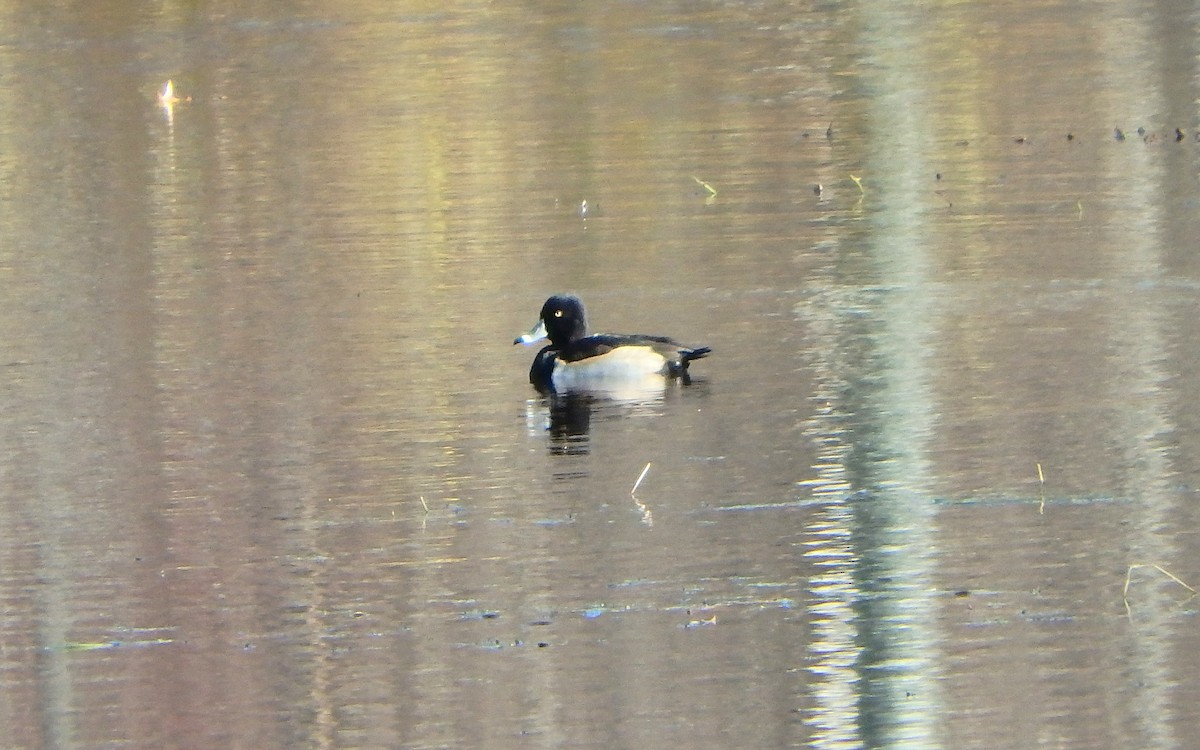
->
691;176;718;197
1036;463;1045;515
1124;564;1196;597
631;463;653;526
419;495;430;513
632;462;652;496
1124;563;1197;618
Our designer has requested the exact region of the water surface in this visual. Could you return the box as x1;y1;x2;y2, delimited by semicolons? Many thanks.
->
2;2;1199;748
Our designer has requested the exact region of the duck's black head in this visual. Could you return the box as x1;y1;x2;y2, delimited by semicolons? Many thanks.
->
538;294;589;347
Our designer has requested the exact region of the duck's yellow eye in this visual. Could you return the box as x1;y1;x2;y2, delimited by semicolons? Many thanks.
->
554;310;563;317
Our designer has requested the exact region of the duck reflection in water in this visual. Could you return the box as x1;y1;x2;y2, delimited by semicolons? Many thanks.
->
529;385;705;455
544;392;595;455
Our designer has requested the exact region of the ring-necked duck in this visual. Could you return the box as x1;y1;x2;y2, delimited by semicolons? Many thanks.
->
514;294;711;393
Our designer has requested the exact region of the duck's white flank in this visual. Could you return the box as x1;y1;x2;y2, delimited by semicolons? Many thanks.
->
550;346;667;390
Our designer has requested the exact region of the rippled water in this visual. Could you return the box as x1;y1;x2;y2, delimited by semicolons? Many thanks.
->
2;2;1199;748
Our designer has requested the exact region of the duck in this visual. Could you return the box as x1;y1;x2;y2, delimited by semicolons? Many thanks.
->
514;294;711;393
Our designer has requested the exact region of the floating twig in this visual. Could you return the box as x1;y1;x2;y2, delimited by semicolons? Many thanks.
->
631;462;652;496
1124;563;1197;618
1124;564;1196;597
691;176;718;198
849;174;865;194
631;463;653;526
157;79;179;107
1036;463;1045;515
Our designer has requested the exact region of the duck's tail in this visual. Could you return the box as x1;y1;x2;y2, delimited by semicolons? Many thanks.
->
669;345;710;380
